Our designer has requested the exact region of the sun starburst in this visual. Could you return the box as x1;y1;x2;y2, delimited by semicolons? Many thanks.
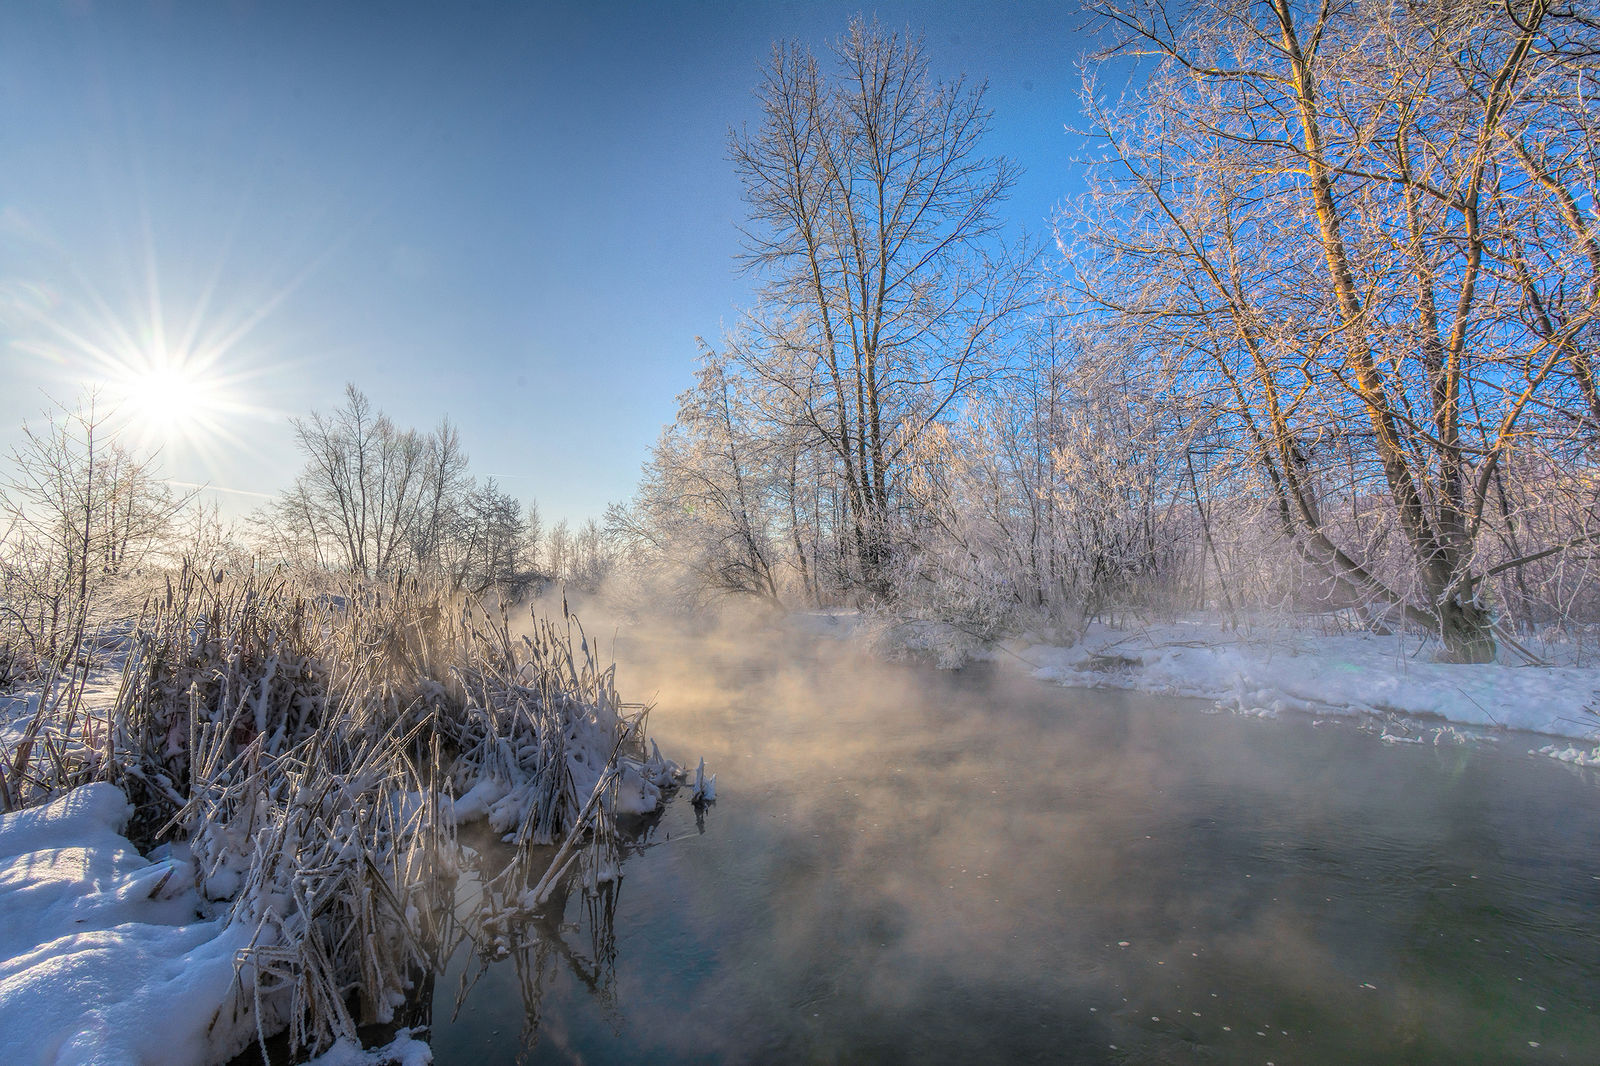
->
113;356;220;442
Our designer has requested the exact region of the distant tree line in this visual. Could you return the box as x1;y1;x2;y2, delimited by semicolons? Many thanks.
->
0;383;614;679
254;383;616;595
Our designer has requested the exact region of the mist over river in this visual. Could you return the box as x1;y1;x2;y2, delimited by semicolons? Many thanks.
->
427;621;1600;1064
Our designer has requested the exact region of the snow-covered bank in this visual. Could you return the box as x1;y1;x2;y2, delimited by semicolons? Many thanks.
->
0;783;443;1065
1018;621;1600;742
800;611;1600;746
0;572;696;1065
0;784;272;1066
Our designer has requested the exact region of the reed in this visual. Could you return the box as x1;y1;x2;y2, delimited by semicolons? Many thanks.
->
0;563;679;1061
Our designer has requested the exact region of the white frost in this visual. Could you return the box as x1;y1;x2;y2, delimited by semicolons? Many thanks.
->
301;1028;433;1066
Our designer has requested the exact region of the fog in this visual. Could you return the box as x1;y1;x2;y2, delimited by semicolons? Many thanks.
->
429;609;1600;1064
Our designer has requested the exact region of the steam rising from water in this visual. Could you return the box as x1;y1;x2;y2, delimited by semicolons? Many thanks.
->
435;604;1600;1064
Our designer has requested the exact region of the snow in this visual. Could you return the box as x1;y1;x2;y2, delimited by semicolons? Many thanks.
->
1015;620;1600;742
1537;744;1600;767
799;610;1600;758
0;917;261;1066
0;786;202;962
301;1029;432;1066
690;756;716;804
442;777;508;824
0;690;37;752
0;783;277;1066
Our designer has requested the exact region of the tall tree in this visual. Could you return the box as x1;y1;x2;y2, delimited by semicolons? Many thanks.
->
730;16;1038;592
1079;0;1600;661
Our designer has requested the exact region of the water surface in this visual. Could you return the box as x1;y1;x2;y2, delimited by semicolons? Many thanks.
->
428;625;1600;1064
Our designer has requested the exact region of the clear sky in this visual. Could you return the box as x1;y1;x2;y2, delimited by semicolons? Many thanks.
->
0;0;1105;525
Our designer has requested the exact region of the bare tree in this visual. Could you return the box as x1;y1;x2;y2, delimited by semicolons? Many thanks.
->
608;347;789;606
0;391;185;662
266;384;469;579
730;16;1039;593
1077;0;1600;661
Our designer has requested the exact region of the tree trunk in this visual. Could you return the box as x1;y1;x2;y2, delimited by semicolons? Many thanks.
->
1438;596;1496;664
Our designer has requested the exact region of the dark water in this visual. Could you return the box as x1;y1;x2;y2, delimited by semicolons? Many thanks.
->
426;626;1600;1064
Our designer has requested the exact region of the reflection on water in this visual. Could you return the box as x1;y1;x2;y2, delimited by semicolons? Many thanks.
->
427;622;1600;1064
438;816;668;1054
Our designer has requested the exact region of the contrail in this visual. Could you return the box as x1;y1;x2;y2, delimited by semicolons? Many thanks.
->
164;479;276;500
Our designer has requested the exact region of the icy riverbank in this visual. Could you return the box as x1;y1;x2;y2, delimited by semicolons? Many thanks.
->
800;611;1600;747
1021;621;1600;740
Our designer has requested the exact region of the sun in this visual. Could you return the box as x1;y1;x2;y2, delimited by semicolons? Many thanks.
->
112;353;230;449
125;365;205;433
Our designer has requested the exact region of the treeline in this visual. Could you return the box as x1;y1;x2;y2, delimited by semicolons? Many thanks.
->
608;7;1600;664
8;6;1599;671
0;385;616;679
249;387;616;594
251;382;574;593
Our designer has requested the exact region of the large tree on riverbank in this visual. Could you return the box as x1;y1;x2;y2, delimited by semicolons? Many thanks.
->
1078;0;1600;661
729;17;1039;595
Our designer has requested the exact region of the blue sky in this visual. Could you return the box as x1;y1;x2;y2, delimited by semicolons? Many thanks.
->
0;0;1105;524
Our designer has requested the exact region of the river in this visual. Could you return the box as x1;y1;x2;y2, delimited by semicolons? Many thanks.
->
425;623;1600;1064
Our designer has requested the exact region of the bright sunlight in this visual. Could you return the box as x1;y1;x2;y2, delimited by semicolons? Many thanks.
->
110;352;232;450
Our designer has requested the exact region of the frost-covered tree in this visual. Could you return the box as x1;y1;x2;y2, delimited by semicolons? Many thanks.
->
730;16;1039;591
439;478;529;594
546;518;573;586
1076;0;1600;661
0;392;185;662
893;324;1196;631
609;348;791;606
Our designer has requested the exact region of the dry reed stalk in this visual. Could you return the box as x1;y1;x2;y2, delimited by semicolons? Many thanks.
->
0;563;684;1061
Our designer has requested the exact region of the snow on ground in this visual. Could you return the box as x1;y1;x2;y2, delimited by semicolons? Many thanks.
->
0;783;273;1066
796;610;1600;757
0;625;133;778
301;1030;432;1066
0;689;37;754
1013;620;1600;743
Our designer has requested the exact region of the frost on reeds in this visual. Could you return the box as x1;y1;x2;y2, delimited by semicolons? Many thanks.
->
0;564;682;1062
